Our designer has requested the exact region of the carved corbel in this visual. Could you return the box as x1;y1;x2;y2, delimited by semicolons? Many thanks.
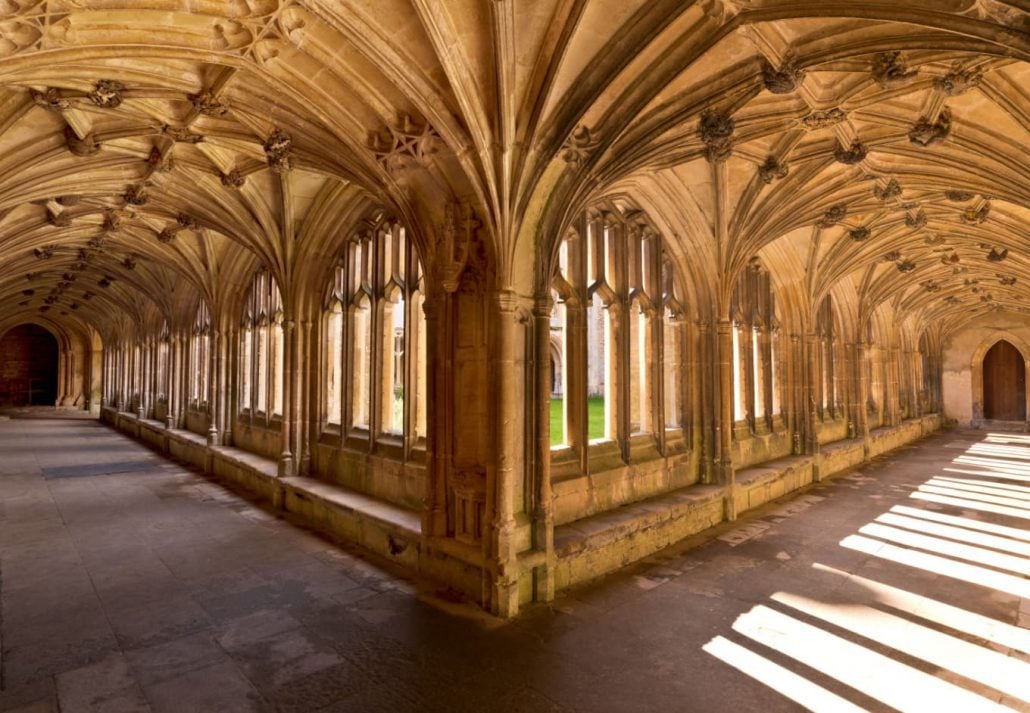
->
761;58;805;94
699;110;734;163
264;129;293;172
934;69;981;97
833;140;867;165
873;178;902;201
437;202;480;293
87;80;126;108
871;52;917;88
758;156;789;184
817;203;847;228
560;125;598;168
31;87;69;111
188;91;230;116
65;125;100;156
908;109;951;147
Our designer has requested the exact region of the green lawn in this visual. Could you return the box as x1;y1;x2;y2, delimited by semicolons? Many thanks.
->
550;396;606;444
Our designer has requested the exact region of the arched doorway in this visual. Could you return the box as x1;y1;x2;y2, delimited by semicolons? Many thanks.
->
0;324;59;406
983;340;1026;421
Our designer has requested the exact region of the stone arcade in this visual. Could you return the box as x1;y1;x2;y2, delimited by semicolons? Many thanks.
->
0;1;1027;624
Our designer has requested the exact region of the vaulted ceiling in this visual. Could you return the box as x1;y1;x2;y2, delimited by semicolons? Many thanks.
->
0;0;1026;344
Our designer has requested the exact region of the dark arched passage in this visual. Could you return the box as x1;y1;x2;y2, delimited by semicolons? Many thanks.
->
0;324;59;407
983;339;1026;421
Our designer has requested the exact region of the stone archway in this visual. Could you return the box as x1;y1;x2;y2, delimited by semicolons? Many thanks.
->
971;332;1030;428
0;324;60;407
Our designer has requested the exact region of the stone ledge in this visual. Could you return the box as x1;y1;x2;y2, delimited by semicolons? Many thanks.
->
553;483;724;590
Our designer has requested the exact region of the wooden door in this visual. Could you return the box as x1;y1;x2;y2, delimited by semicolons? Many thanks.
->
983;340;1026;421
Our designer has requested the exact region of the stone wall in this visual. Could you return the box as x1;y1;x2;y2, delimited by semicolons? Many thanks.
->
942;312;1030;425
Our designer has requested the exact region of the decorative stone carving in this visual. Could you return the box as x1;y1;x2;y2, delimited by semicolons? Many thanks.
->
188;91;230;116
758;156;789;183
800;108;846;130
873;178;901;201
923;233;944;245
560;125;598;168
162;125;204;143
157;227;177;243
124;185;148;206
87;79;125;108
264;129;293;172
83;291;95;300
871;52;917;88
31;87;69;111
450;468;486;545
849;226;870;241
98;276;114;288
905;210;927;229
369;115;439;170
103;209;122;232
908;109;951;147
945;190;974;201
934;69;981;97
220;169;246;188
437;202;480;293
962;202;990;224
896;259;916;273
47;211;71;227
57;195;80;206
999;274;1017;285
32;244;56;259
941;251;960;265
884;250;901;262
761;58;805;94
65;125;100;156
987;247;1008;262
818;204;848;228
833;140;867;165
921;280;940;292
122;256;137;270
699;110;734;163
147;146;174;172
177;213;198;231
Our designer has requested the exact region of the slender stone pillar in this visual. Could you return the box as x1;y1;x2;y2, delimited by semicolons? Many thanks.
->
532;296;555;602
716;318;736;519
207;330;222;446
491;290;521;617
278;319;296;477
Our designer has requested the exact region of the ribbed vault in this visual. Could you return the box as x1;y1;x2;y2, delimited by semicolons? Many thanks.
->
0;0;1026;347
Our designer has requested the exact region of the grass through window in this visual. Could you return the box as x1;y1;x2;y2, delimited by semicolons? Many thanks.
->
550;396;606;444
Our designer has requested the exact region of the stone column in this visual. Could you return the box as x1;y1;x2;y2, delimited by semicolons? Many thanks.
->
609;299;629;462
805;333;820;455
278;319;296;476
207;330;222;446
490;290;521;617
716;318;736;519
294;317;311;475
422;293;448;538
532;295;555;602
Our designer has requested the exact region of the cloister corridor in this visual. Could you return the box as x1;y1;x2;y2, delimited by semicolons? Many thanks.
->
0;413;1026;712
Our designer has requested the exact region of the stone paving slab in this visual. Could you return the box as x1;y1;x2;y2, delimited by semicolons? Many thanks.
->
1;418;1029;712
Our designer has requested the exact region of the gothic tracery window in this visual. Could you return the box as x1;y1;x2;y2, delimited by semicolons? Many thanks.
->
549;206;685;450
239;270;283;418
189;301;210;411
730;260;779;433
323;217;426;442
